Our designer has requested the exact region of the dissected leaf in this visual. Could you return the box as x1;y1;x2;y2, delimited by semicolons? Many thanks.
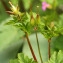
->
46;50;63;63
9;53;37;63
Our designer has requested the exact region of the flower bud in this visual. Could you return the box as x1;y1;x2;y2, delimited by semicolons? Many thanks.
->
36;14;40;24
30;15;35;26
50;22;54;28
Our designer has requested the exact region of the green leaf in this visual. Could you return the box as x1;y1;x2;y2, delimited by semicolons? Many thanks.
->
5;20;15;25
46;50;63;63
10;0;19;5
10;59;19;63
23;0;32;10
0;22;24;63
9;53;37;63
0;1;9;22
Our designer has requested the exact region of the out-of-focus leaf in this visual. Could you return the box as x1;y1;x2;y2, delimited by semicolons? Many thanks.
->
23;33;48;63
0;1;9;23
58;0;63;5
0;21;24;63
23;0;32;10
51;35;63;52
10;0;19;5
10;59;19;63
41;0;53;4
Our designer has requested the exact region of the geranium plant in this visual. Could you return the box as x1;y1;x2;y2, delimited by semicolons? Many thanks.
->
6;0;63;63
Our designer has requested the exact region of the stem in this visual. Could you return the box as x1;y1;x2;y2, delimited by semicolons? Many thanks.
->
25;32;37;62
36;32;43;63
48;38;51;59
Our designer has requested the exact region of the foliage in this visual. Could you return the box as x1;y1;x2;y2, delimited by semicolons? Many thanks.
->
0;0;63;63
5;0;63;39
46;50;63;63
5;1;63;63
0;23;24;63
9;50;63;63
9;53;37;63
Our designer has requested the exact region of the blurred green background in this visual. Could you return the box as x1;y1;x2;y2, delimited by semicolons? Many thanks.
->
0;0;63;63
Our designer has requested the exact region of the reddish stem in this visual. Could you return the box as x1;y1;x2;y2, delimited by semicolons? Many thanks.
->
48;38;51;59
25;32;37;62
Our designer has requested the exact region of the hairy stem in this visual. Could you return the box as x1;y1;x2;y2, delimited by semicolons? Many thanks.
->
48;38;51;59
25;32;37;62
36;32;43;63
